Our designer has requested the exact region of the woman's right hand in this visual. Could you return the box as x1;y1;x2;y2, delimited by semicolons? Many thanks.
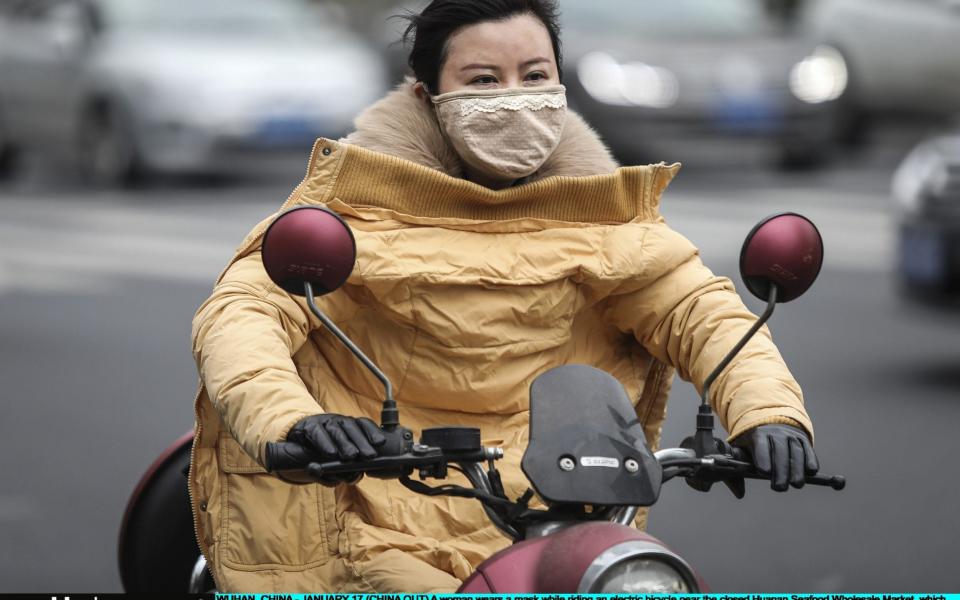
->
277;414;387;486
287;414;387;461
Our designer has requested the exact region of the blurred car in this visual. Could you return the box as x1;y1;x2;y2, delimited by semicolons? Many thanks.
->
558;0;848;168
807;0;960;141
0;0;388;185
0;5;15;180
893;129;960;304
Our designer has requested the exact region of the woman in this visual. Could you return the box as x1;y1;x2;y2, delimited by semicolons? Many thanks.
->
188;0;818;592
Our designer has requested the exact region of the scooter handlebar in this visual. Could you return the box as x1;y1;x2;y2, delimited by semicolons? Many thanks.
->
656;446;845;491
264;441;323;473
264;440;498;480
264;440;422;476
727;446;845;490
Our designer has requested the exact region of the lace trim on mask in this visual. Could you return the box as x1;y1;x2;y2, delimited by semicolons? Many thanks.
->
455;93;567;117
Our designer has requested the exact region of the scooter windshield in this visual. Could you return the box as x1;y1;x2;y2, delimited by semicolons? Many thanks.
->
521;365;662;506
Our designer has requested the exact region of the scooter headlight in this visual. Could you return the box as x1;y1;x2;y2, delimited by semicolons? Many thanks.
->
593;557;690;593
579;541;699;593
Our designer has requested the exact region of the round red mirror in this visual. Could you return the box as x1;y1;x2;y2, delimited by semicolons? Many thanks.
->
740;213;823;303
261;206;356;296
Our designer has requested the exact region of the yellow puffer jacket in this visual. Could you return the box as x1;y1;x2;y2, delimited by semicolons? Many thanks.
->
188;84;812;594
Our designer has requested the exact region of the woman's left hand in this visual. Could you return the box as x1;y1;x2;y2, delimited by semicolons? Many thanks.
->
732;424;819;492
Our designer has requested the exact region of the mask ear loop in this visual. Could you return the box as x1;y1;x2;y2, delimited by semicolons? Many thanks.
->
415;80;448;142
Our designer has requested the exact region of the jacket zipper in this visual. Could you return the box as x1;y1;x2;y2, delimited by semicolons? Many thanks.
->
186;140;322;590
640;361;667;434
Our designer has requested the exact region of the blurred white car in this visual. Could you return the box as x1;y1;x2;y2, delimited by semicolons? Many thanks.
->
807;0;960;140
559;0;848;168
0;0;388;185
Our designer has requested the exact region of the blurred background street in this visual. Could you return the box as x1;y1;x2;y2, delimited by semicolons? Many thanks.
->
2;0;960;593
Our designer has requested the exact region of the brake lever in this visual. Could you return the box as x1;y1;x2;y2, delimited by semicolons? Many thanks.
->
724;475;746;499
715;450;847;491
305;448;447;480
675;436;846;493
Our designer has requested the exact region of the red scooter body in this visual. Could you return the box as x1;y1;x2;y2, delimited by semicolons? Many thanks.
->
459;522;707;593
118;431;199;593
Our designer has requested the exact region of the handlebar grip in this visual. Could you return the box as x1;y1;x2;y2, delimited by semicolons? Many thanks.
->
806;474;846;490
264;441;339;473
264;441;433;480
723;445;845;490
307;461;345;479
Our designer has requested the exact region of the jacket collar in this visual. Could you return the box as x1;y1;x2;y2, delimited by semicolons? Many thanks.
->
340;79;621;181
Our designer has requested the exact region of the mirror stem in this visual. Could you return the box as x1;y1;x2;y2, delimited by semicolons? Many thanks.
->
304;282;400;430
693;284;779;457
701;283;779;409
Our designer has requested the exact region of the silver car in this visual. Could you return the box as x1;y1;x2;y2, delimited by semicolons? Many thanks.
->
559;0;848;168
806;0;960;144
0;0;387;185
807;0;960;117
893;130;960;304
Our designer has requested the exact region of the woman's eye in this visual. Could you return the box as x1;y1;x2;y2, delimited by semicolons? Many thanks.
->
471;75;499;86
525;71;547;83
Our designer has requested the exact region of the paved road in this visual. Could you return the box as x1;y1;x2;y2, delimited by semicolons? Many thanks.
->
1;148;958;592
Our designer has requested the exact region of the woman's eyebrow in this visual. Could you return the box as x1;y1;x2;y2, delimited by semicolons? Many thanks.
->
519;57;551;68
461;63;502;72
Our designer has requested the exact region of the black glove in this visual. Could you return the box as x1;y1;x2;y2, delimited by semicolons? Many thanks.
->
284;414;386;486
287;413;387;461
732;424;819;492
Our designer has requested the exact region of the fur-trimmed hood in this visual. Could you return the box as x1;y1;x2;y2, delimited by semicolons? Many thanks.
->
341;80;619;181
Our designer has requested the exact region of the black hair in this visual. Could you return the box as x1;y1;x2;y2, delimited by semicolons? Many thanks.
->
402;0;563;95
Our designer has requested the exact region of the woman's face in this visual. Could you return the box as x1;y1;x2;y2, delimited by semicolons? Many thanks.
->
436;13;560;95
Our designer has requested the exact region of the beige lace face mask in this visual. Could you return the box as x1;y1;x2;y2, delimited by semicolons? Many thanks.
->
431;85;567;182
